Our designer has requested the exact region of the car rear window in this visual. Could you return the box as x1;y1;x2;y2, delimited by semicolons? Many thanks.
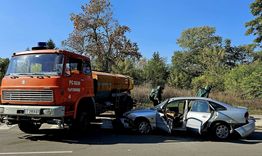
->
209;102;227;111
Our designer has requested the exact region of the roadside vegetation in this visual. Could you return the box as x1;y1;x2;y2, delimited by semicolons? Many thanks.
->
132;85;262;114
0;0;261;114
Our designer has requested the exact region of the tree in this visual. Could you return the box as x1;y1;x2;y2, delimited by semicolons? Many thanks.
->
177;26;222;51
240;63;262;98
245;0;262;47
63;0;141;72
169;27;224;89
168;64;192;89
224;64;256;95
192;47;227;91
47;39;56;49
224;61;262;98
253;50;262;61
143;52;169;87
223;39;254;68
175;26;223;77
0;58;9;80
111;58;145;85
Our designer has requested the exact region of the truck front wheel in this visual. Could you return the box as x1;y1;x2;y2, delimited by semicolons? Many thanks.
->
18;121;41;134
76;111;90;132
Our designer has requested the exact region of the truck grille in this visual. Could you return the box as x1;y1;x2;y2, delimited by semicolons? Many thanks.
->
2;90;54;102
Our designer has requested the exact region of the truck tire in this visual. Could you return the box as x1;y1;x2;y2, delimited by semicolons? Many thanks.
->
72;102;95;132
18;121;41;134
76;111;90;132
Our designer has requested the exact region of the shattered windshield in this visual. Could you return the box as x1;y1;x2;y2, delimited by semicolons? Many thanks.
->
6;54;63;76
152;99;169;110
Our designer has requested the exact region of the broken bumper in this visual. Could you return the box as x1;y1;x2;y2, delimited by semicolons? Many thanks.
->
119;117;134;129
234;119;255;138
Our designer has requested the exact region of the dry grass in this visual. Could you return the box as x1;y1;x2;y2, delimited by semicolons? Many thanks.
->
131;85;262;115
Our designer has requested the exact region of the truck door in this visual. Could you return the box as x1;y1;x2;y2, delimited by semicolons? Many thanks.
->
185;100;212;134
63;57;82;104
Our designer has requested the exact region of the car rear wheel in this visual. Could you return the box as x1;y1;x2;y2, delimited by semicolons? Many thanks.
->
136;119;151;134
213;123;230;140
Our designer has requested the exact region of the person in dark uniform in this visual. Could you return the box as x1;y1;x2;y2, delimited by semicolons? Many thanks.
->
149;86;164;106
196;85;212;98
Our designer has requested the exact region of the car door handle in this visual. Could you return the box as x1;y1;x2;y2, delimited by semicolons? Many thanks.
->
202;116;207;118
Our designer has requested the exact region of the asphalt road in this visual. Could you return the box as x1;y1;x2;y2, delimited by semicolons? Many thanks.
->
0;119;262;156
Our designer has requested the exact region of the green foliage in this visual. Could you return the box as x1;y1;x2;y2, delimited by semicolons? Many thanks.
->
143;52;169;87
169;27;225;90
47;39;56;49
111;58;145;85
224;39;255;68
0;58;9;81
168;66;192;89
253;50;262;61
224;63;260;98
168;51;195;88
241;64;262;98
192;47;228;91
169;26;259;98
172;51;204;77
192;69;226;91
177;26;222;51
245;0;262;46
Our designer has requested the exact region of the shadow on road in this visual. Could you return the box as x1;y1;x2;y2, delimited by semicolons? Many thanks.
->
17;113;262;145
18;125;262;145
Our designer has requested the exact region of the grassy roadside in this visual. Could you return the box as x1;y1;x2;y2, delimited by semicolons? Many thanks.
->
132;85;262;115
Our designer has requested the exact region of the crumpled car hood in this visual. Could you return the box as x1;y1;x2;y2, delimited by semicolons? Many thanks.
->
124;108;157;117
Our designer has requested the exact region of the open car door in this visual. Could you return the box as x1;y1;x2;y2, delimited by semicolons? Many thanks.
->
186;100;212;134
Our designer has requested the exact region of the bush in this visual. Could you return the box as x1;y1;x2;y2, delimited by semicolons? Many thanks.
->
224;62;261;99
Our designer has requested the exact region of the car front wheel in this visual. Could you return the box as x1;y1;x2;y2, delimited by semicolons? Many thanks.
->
136;119;151;134
213;123;230;140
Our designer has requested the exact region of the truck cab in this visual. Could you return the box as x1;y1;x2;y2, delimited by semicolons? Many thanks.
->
0;49;95;132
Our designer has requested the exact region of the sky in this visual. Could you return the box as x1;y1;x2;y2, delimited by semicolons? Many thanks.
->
0;0;255;62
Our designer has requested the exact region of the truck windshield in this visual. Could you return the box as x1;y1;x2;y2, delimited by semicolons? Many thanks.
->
6;54;63;76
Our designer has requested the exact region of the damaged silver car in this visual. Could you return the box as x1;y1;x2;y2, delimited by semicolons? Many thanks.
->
121;97;255;140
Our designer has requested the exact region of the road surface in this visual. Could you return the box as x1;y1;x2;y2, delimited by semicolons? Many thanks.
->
0;118;262;156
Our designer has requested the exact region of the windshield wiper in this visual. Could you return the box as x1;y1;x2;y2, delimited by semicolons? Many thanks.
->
31;73;51;78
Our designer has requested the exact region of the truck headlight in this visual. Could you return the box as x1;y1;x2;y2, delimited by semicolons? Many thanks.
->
42;109;53;115
0;107;4;113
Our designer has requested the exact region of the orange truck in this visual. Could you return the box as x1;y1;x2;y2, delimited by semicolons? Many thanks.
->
0;45;134;133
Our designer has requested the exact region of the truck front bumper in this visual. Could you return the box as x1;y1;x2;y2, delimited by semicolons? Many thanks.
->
0;105;65;118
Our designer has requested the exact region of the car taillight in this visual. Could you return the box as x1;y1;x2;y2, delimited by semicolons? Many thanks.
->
244;112;249;121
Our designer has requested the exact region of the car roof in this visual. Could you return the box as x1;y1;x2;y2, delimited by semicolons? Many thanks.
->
168;97;232;108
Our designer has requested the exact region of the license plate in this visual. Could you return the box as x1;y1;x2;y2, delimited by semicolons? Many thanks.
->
25;109;40;115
